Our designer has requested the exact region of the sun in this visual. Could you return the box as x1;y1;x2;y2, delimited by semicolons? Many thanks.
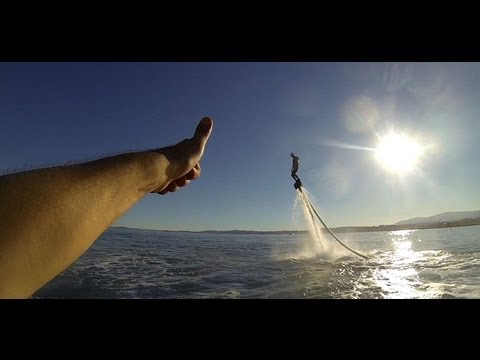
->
375;132;423;175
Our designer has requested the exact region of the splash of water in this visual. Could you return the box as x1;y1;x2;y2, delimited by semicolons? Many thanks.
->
294;187;350;260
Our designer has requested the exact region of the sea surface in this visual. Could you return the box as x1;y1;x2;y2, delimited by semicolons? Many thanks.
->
34;224;480;299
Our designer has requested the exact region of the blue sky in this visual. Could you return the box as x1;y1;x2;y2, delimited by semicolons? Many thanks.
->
1;62;479;231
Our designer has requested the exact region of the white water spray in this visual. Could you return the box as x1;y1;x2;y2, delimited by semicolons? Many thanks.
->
295;188;346;259
293;186;370;260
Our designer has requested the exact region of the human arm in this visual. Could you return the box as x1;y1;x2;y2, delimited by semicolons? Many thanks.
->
0;117;213;298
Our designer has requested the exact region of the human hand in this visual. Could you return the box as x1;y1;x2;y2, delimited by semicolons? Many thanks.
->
152;116;213;195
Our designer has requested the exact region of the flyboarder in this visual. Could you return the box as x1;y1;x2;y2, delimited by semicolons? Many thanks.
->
290;152;302;189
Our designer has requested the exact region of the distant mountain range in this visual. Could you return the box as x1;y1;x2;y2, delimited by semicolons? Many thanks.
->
394;210;480;225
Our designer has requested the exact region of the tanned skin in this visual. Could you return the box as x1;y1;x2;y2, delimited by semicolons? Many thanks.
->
0;117;213;298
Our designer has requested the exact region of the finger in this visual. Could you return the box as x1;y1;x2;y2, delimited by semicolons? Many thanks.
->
163;181;178;193
186;164;201;180
193;116;213;148
176;176;190;188
158;178;189;194
158;165;199;194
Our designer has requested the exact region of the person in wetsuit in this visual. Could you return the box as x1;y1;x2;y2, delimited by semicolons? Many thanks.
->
290;152;302;189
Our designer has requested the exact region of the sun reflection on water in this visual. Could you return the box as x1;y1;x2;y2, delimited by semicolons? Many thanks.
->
372;230;425;298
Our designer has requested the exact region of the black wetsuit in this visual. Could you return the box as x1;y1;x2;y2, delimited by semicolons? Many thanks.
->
291;155;301;189
291;155;300;182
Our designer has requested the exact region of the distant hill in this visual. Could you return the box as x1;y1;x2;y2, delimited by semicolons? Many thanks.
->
395;210;480;225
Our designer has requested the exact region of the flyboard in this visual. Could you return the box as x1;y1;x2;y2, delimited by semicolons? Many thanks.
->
293;177;370;260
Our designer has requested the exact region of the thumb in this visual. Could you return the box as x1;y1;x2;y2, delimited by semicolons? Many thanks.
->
193;116;214;148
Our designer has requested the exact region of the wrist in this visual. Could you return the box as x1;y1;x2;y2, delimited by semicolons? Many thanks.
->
138;151;171;194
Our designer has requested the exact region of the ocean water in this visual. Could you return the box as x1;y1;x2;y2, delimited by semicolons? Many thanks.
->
33;224;480;299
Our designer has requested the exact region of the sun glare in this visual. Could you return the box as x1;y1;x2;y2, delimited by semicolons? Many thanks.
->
375;132;423;175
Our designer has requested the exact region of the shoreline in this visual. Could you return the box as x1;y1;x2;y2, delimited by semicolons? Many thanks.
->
113;218;480;235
